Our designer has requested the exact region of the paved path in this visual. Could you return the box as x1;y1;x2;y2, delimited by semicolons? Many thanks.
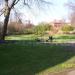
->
68;70;75;75
50;68;75;75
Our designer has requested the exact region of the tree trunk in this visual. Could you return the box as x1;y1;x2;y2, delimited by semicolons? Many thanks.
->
1;9;10;40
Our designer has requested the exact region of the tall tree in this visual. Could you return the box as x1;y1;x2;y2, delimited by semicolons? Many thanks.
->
0;0;51;40
67;0;75;26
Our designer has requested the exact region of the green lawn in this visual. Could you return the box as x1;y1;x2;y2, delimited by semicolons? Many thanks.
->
0;34;75;75
0;41;75;75
53;34;75;42
6;34;38;40
6;34;75;43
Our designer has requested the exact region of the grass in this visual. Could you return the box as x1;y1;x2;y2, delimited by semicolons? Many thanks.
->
6;34;38;40
6;34;75;43
0;34;75;75
54;34;75;39
53;34;75;43
0;41;75;75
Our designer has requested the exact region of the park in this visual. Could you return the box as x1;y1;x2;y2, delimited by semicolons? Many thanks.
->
0;0;75;75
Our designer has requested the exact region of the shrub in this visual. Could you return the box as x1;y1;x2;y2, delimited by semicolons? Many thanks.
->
8;22;25;35
7;22;35;35
34;23;52;35
61;25;74;32
24;28;34;34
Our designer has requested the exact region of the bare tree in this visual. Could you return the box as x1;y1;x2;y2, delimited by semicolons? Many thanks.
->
67;1;75;26
0;0;52;40
70;11;75;26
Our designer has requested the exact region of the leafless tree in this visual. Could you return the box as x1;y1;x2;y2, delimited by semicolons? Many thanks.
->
67;1;75;26
0;0;52;40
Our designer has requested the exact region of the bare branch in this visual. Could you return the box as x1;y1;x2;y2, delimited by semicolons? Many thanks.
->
0;8;5;16
39;0;52;5
13;7;22;23
66;2;75;10
24;0;31;9
0;8;4;12
10;0;16;9
0;8;6;16
14;0;20;6
0;11;4;16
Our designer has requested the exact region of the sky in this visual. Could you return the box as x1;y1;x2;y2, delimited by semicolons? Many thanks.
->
0;0;70;25
19;0;69;25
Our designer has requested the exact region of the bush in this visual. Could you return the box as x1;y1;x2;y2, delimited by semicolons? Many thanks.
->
24;28;34;34
34;23;52;35
7;22;34;35
7;22;25;35
61;25;74;32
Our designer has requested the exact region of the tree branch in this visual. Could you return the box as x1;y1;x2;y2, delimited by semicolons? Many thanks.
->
66;2;75;10
10;0;16;9
24;0;31;9
0;8;6;16
13;7;22;23
40;0;52;4
14;0;20;6
0;11;4;16
0;8;4;12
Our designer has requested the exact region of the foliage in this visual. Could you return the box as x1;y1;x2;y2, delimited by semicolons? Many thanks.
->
24;28;34;34
61;25;74;32
34;23;52;35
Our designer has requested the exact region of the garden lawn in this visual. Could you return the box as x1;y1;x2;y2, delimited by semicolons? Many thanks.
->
5;34;38;40
0;42;75;75
54;34;75;43
5;34;75;43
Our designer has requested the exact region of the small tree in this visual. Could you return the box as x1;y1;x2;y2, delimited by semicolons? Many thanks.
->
67;1;75;26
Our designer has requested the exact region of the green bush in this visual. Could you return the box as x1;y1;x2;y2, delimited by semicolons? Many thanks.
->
61;25;74;32
24;28;34;34
34;23;52;35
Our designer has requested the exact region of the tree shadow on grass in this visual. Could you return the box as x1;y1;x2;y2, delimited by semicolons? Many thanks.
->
0;40;75;75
